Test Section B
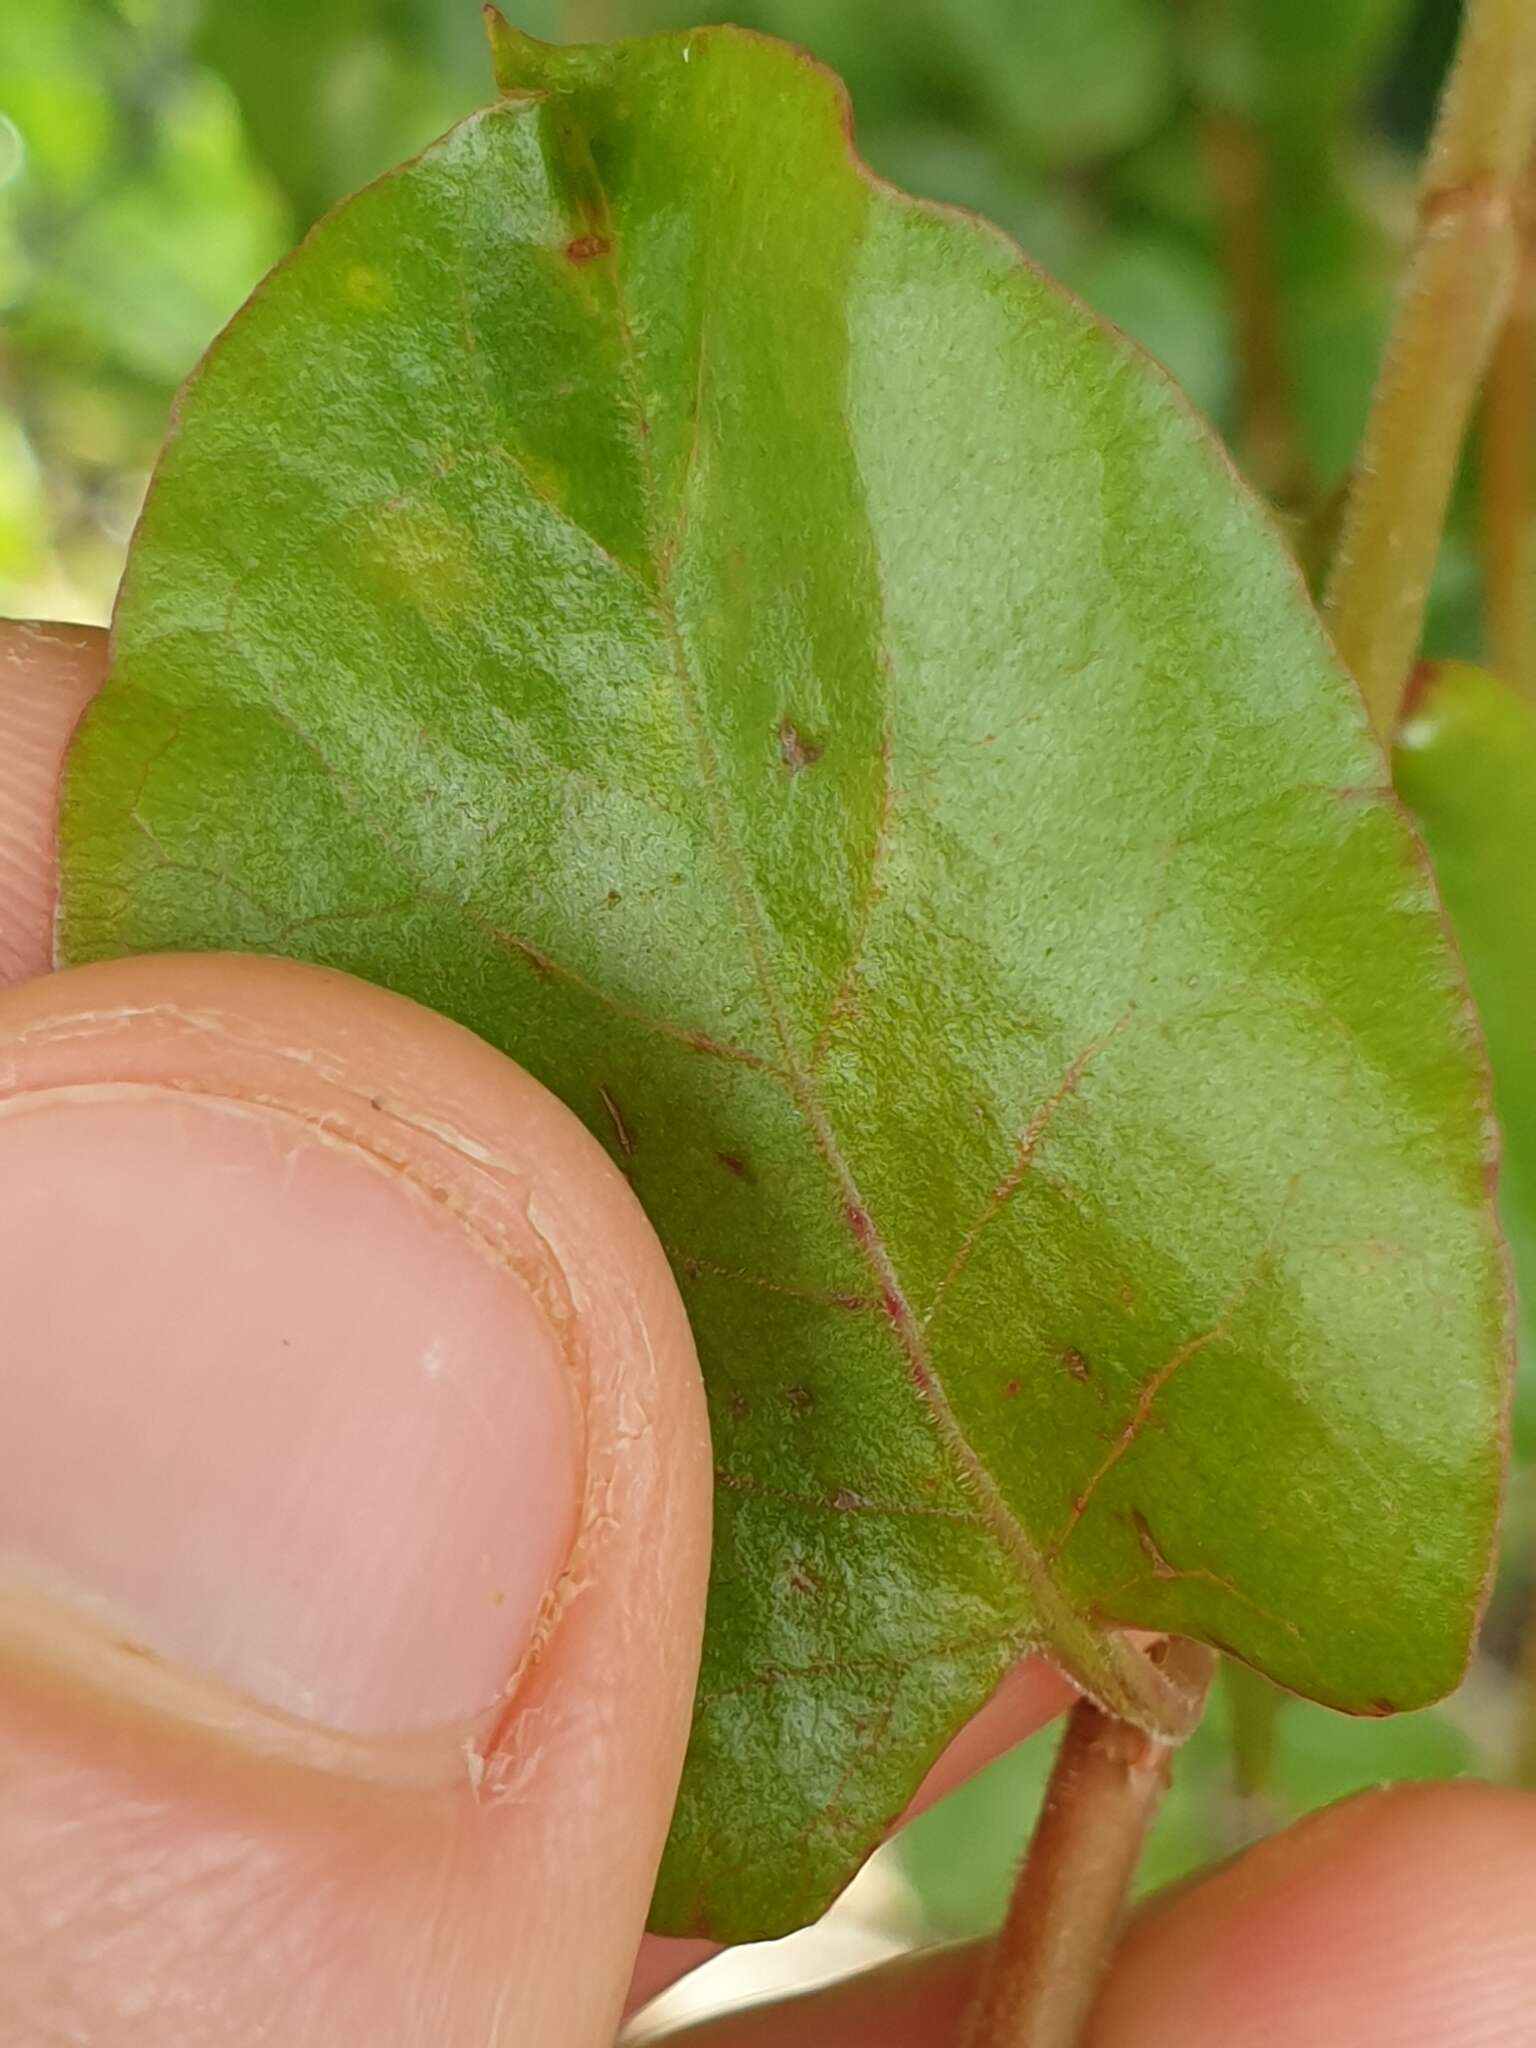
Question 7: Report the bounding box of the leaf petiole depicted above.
[961,1641,1216,2048]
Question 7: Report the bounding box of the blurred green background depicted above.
[0,0,1474,630]
[5,0,1532,1995]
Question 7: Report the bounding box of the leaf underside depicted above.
[59,25,1505,1940]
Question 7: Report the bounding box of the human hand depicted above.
[2,620,1534,2045]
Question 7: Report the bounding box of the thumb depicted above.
[0,628,713,2044]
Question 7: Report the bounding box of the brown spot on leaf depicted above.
[606,889,622,906]
[787,1566,820,1596]
[565,232,611,264]
[778,719,823,773]
[831,1487,872,1511]
[786,1385,814,1415]
[1061,1348,1092,1383]
[717,1151,754,1182]
[1003,1378,1022,1398]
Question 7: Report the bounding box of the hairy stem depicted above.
[1481,155,1536,698]
[1323,0,1536,737]
[962,1642,1215,2048]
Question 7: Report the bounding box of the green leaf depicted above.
[59,25,1505,1940]
[1395,662,1536,1453]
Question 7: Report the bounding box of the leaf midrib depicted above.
[564,107,1181,1732]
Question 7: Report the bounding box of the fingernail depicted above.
[0,1086,582,1737]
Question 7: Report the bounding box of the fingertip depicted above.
[0,951,713,2042]
[1088,1780,1536,2046]
[0,620,106,987]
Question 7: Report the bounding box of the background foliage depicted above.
[5,0,1529,1972]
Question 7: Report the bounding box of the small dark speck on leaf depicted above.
[565,232,611,264]
[599,1086,634,1158]
[787,1566,819,1596]
[369,1096,384,1112]
[606,889,622,905]
[1132,1507,1176,1577]
[1003,1378,1022,1398]
[778,719,823,773]
[1061,1348,1092,1382]
[786,1384,814,1414]
[718,1151,753,1181]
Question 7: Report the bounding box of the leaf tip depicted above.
[483,7,549,97]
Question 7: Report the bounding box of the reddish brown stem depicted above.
[962,1642,1215,2048]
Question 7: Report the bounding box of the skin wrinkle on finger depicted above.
[0,952,713,2046]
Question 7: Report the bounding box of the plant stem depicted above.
[1481,154,1536,699]
[1199,109,1311,510]
[1322,0,1536,739]
[962,1641,1215,2048]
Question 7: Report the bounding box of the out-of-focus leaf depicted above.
[196,0,559,228]
[1395,662,1536,1451]
[1189,0,1413,123]
[36,73,287,388]
[917,0,1177,168]
[1269,1696,1474,1810]
[1181,0,1409,486]
[0,0,117,199]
